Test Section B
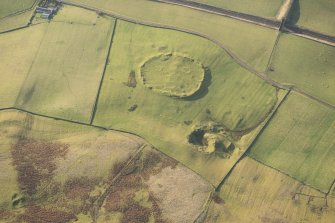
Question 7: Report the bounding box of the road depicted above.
[61,0,335,110]
[156,0,335,47]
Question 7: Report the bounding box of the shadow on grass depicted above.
[287,0,300,25]
[181,67,212,101]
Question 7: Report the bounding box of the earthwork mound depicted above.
[140,53,205,98]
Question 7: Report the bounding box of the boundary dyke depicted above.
[1,0,334,109]
[61,0,335,110]
[155,0,335,47]
[0,107,216,188]
[90,19,118,125]
[248,156,327,195]
[0,0,39,21]
[215,89,290,191]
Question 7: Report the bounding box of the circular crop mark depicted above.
[140,54,205,98]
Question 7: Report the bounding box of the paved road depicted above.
[157,0,335,47]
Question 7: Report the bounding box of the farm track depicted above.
[156,0,335,47]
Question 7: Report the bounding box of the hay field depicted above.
[0,110,211,223]
[189,0,284,19]
[69,0,278,71]
[205,157,335,223]
[93,20,279,185]
[248,92,335,192]
[288,0,335,36]
[0,24,47,108]
[268,33,335,105]
[13,6,115,123]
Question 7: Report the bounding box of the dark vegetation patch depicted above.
[128,104,138,112]
[187,122,236,156]
[212,194,224,205]
[11,139,68,196]
[17,205,77,223]
[124,70,137,88]
[103,151,177,222]
[63,176,99,215]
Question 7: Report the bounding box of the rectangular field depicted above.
[0,24,47,108]
[188,0,284,19]
[14,6,115,123]
[248,92,335,192]
[268,33,335,105]
[70,0,278,71]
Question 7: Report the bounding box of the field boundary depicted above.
[0,107,215,189]
[60,0,335,111]
[248,155,327,195]
[215,90,290,191]
[154,0,280,29]
[0,0,38,21]
[3,1,332,110]
[265,31,281,73]
[90,19,118,125]
[92,144,146,222]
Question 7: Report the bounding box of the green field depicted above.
[0,110,211,223]
[0,24,47,108]
[0,0,36,18]
[205,157,334,223]
[268,33,335,105]
[188,0,284,19]
[248,92,335,192]
[288,0,335,36]
[0,0,37,33]
[93,20,278,185]
[70,0,278,71]
[13,6,115,123]
[140,53,205,97]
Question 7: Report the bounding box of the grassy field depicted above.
[0,24,47,108]
[14,6,115,123]
[188,0,284,19]
[93,20,279,185]
[268,33,335,105]
[205,157,335,223]
[69,0,278,72]
[0,110,211,223]
[0,0,37,33]
[288,0,335,36]
[248,92,335,192]
[0,0,36,18]
[140,53,205,97]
